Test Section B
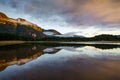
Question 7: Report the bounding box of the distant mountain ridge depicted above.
[0,12,61,39]
[0,12,120,41]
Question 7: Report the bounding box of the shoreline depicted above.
[0,41,120,46]
[0,41,26,46]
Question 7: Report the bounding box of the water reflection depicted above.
[0,44,61,71]
[0,44,120,80]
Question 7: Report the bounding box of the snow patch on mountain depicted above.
[43,31,54,36]
[43,29,61,36]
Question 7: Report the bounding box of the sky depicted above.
[0,0,120,37]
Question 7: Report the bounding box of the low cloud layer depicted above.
[0,0,120,35]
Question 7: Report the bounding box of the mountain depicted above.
[0,12,119,41]
[0,12,61,40]
[43,29,61,36]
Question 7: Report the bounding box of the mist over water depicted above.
[0,44,120,80]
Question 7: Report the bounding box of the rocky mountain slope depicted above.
[0,12,61,39]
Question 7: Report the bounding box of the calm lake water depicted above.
[0,44,120,80]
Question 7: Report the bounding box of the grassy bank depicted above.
[0,41,26,46]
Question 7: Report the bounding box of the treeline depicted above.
[37,34,120,41]
[0,33,120,41]
[0,33,34,41]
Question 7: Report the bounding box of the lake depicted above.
[0,43,120,80]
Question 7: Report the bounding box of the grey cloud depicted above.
[0,0,120,29]
[0,0,63,19]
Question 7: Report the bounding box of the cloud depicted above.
[0,0,120,34]
[56,0,120,26]
[0,0,60,18]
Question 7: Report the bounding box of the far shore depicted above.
[0,41,120,46]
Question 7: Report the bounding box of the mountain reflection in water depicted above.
[0,44,120,80]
